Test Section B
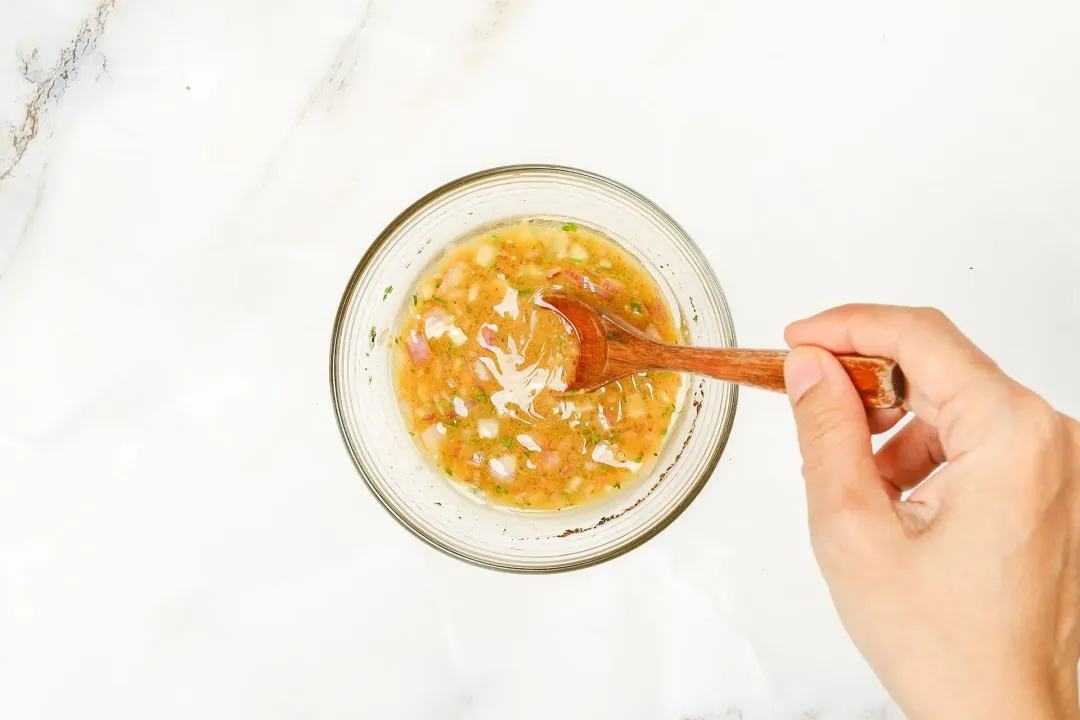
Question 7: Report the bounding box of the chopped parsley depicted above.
[634,453,643,463]
[432,297,447,305]
[489,262,498,270]
[412,294,417,307]
[438,399,453,409]
[583,428,601,444]
[445,467,453,477]
[562,222,577,232]
[435,281,441,289]
[629,300,643,314]
[494,485,507,495]
[369,326,376,344]
[501,437,513,449]
[518,288,532,295]
[661,428,668,436]
[491,235,501,243]
[474,390,488,403]
[615,482,622,490]
[383,285,393,300]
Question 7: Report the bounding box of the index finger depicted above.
[785,305,1010,458]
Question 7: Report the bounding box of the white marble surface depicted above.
[2,0,1079,717]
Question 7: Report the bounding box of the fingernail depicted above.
[784,346,824,405]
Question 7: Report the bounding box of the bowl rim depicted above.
[329,164,738,573]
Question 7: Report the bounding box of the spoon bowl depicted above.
[541,292,905,409]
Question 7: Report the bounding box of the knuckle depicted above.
[1013,392,1062,444]
[912,306,951,327]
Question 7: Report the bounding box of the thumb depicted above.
[785,346,892,524]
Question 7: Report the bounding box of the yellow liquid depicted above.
[392,219,683,509]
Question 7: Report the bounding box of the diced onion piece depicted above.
[598,277,623,296]
[420,424,442,452]
[569,244,588,262]
[473,359,490,381]
[539,450,561,471]
[467,282,480,303]
[475,244,497,267]
[423,307,453,339]
[447,326,468,346]
[442,262,468,288]
[489,455,516,481]
[565,476,583,493]
[405,330,431,364]
[477,418,499,439]
[626,395,647,419]
[645,325,661,340]
[453,397,470,417]
[564,269,613,301]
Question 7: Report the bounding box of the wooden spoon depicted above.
[540,292,905,409]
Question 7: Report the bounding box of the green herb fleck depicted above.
[661,428,668,436]
[501,437,513,449]
[495,485,508,495]
[412,294,417,307]
[438,399,453,410]
[562,222,577,232]
[445,467,453,477]
[489,262,498,270]
[693,314,699,322]
[434,502,442,507]
[629,300,643,314]
[383,285,393,300]
[634,453,643,463]
[518,288,532,295]
[583,428,601,444]
[570,258,585,264]
[408,431,415,437]
[615,482,622,489]
[394,336,401,345]
[369,326,376,344]
[474,390,488,403]
[491,235,501,243]
[432,297,447,305]
[435,281,441,289]
[663,403,676,417]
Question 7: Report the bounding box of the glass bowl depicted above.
[330,165,737,572]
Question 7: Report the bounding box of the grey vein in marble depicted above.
[0,0,115,182]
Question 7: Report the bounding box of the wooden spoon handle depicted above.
[661,347,906,409]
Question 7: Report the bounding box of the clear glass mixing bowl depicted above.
[330,165,737,572]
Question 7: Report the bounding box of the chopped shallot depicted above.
[539,450,561,471]
[405,330,431,364]
[489,454,516,480]
[564,269,613,301]
[420,424,443,452]
[477,418,499,439]
[442,262,468,288]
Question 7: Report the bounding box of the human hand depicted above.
[783,305,1080,720]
